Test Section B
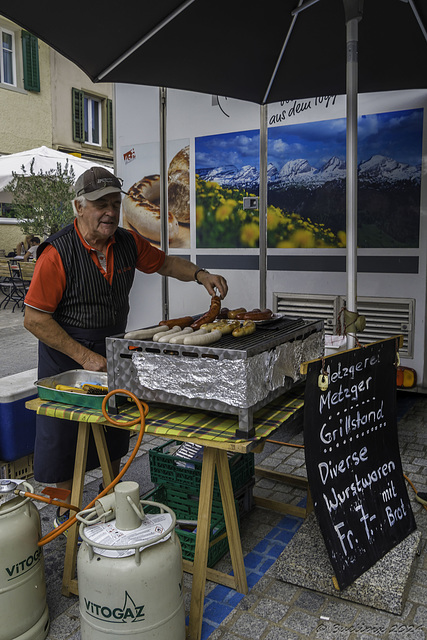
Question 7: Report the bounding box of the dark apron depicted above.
[34,324,130,483]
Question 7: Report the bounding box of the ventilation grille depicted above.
[273,293,414,358]
[343,297,414,358]
[273,293,342,335]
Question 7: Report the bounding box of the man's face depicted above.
[75,193,121,245]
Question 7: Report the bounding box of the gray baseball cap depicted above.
[74,167,125,201]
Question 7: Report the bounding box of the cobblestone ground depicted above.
[29,393,426,640]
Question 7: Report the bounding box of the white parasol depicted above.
[0,146,111,194]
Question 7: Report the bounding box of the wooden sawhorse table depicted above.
[26,390,307,640]
[61,421,115,598]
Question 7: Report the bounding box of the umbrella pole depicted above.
[159,87,169,320]
[259,104,268,310]
[345,2,362,349]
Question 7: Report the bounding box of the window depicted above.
[0,27,40,92]
[1,27,15,86]
[84,95,101,145]
[72,88,111,148]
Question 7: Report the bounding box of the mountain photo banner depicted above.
[195,108,422,250]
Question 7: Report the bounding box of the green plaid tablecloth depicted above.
[34,388,305,444]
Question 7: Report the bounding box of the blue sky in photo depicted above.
[195,108,423,172]
[196,129,260,171]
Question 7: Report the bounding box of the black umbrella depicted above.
[2,0,426,335]
[1,0,426,102]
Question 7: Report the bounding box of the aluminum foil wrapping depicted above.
[132,331,323,409]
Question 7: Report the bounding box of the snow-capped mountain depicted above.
[267,162,279,181]
[358,154,420,184]
[233,164,259,185]
[196,165,238,183]
[320,156,347,181]
[197,154,420,191]
[278,158,318,182]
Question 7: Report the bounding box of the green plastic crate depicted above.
[234,478,255,517]
[148,440,254,499]
[142,484,240,568]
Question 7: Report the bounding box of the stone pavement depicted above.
[0,298,38,377]
[1,301,427,639]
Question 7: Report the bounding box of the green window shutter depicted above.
[72,88,85,142]
[107,99,114,149]
[22,31,40,92]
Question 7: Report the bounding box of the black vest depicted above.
[38,224,137,330]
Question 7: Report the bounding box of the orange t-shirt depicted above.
[25,220,165,313]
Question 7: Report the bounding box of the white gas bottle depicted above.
[77,481,185,639]
[0,480,49,640]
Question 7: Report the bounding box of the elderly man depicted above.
[24,166,228,530]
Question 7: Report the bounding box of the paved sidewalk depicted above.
[0,301,38,377]
[1,301,426,639]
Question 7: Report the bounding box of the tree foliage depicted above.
[5,158,76,237]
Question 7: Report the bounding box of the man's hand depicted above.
[196,270,228,299]
[80,351,107,372]
[158,255,228,299]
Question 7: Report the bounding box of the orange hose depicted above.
[17,492,80,513]
[404,473,427,512]
[37,389,148,546]
[265,439,304,448]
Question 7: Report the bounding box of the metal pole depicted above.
[345,10,361,349]
[259,104,268,310]
[159,87,169,320]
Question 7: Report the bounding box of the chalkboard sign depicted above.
[304,337,416,590]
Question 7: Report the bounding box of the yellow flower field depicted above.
[196,176,345,248]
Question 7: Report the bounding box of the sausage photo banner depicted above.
[303,337,416,590]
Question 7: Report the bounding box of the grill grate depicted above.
[122,317,321,360]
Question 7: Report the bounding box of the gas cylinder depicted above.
[77,481,185,639]
[0,480,49,640]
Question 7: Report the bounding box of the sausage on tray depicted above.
[217,307,229,319]
[200,320,239,334]
[191,295,221,330]
[236,309,273,321]
[167,328,195,344]
[183,329,222,345]
[215,320,240,335]
[232,320,257,337]
[124,325,168,340]
[158,327,194,343]
[152,326,182,342]
[227,307,246,319]
[159,316,194,329]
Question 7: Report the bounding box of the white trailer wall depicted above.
[115,86,427,389]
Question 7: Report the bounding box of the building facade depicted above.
[0,16,52,154]
[0,16,114,250]
[0,16,114,165]
[50,49,114,166]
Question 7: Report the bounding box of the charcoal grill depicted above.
[106,316,323,437]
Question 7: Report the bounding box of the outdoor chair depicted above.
[9,261,34,312]
[0,262,15,309]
